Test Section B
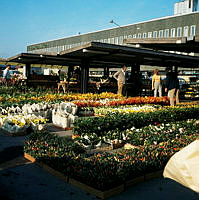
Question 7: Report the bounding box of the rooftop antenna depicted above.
[109,20,121,28]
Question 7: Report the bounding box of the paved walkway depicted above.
[0,130,198,200]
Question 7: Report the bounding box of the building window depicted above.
[148,32,152,38]
[153,31,158,38]
[133,34,137,38]
[119,36,124,44]
[164,29,169,38]
[159,30,164,38]
[143,32,147,38]
[111,38,114,44]
[115,37,119,44]
[128,35,132,38]
[190,25,196,36]
[171,28,176,37]
[107,38,111,43]
[138,33,142,38]
[183,26,189,37]
[177,27,182,37]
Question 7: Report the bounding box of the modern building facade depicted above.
[27,10,199,55]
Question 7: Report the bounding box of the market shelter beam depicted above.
[60,42,199,68]
[5,42,199,68]
[6,53,82,66]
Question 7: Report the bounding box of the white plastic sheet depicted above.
[163,140,199,193]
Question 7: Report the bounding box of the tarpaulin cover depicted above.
[163,140,199,193]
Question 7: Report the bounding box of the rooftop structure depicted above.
[174,0,198,15]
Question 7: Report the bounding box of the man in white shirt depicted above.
[113,65,127,95]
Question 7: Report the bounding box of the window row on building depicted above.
[135,25,196,39]
[29,25,196,54]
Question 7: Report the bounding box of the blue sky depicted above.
[0,0,192,58]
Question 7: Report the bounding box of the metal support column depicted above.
[67,65,74,82]
[129,63,142,96]
[25,63,31,78]
[130,63,140,80]
[80,60,89,93]
[174,66,178,73]
[104,66,109,78]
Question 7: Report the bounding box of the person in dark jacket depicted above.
[165,71,180,106]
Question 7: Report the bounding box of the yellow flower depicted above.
[0,96,4,102]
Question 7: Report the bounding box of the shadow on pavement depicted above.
[0,146,24,164]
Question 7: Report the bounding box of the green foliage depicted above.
[23,105,199,191]
[73,106,199,138]
[127,120,199,146]
[24,129,198,190]
[24,130,86,159]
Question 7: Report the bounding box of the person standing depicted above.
[113,65,127,96]
[165,70,180,106]
[3,65,11,85]
[152,69,162,97]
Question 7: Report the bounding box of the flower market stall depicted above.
[1,90,199,198]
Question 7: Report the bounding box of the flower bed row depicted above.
[75,119,199,148]
[24,131,85,157]
[0,92,121,106]
[73,106,199,141]
[73,96,169,107]
[126,119,199,146]
[93,105,159,115]
[24,128,199,192]
[0,92,169,108]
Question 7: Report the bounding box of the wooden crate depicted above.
[24,153,163,199]
[69,178,124,199]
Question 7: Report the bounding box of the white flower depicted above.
[179,128,184,134]
[153,141,157,145]
[130,127,135,131]
[38,124,44,131]
[84,135,89,140]
[155,126,162,131]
